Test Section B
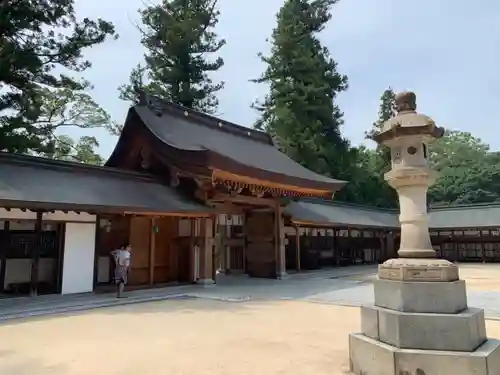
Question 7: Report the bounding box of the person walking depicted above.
[111,244,132,298]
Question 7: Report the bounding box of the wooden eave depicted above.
[289,219,399,230]
[211,169,335,198]
[0,200,211,218]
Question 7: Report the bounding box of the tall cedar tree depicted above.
[253,0,354,181]
[350,87,398,207]
[119,0,225,113]
[0,0,117,154]
[365,87,396,167]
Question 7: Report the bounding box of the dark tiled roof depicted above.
[429,204,500,229]
[285,199,500,229]
[129,97,346,192]
[0,153,212,215]
[284,200,399,228]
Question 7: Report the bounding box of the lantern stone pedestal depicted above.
[348,92,500,375]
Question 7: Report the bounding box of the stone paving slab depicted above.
[2,265,500,323]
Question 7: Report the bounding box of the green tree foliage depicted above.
[366,88,396,140]
[429,131,500,205]
[0,0,117,154]
[365,87,396,168]
[27,87,117,163]
[36,87,118,136]
[342,88,398,208]
[253,0,355,184]
[344,146,397,208]
[357,89,500,207]
[48,135,104,165]
[119,0,225,113]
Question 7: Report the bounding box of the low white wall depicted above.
[61,223,96,295]
[3,258,55,289]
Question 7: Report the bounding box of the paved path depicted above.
[2,264,500,322]
[211,266,500,318]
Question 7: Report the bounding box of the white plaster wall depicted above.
[61,223,96,295]
[3,258,55,289]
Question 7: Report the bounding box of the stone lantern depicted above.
[348,92,500,375]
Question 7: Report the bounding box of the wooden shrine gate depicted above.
[245,211,276,278]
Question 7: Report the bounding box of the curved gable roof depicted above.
[110,95,346,194]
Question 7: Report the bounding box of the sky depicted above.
[73,0,500,158]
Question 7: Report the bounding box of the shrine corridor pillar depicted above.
[197,217,215,285]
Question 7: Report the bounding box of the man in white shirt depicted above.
[111,244,132,298]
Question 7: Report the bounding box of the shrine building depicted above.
[0,93,498,298]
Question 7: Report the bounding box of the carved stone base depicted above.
[378,258,459,282]
[349,333,500,375]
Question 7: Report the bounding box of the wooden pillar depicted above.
[211,216,217,282]
[454,233,458,262]
[274,206,279,276]
[480,229,485,262]
[149,218,156,285]
[197,217,214,285]
[30,211,43,296]
[0,220,9,292]
[189,218,197,282]
[332,229,337,266]
[379,231,385,262]
[225,225,231,273]
[347,228,353,264]
[241,215,247,273]
[92,216,100,291]
[274,203,286,278]
[295,225,301,272]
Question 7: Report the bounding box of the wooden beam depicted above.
[123,211,211,218]
[30,211,43,296]
[149,218,156,285]
[210,202,246,215]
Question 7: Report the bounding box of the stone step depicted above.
[374,278,467,313]
[349,333,500,375]
[362,305,486,352]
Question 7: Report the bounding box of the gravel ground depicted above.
[2,299,500,375]
[2,263,500,374]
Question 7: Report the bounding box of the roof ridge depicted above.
[0,152,158,182]
[137,91,274,146]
